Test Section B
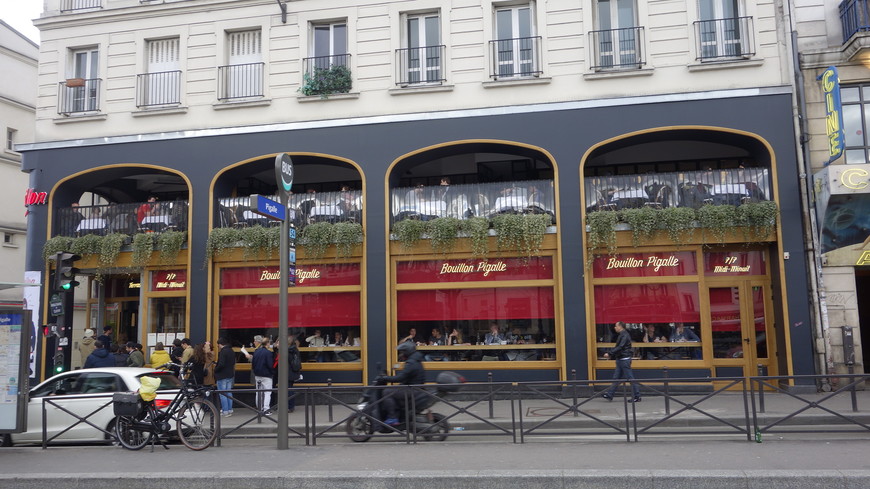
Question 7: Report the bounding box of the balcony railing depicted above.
[136,71,182,108]
[217,62,265,101]
[589,26,645,71]
[395,45,446,86]
[58,78,101,115]
[54,200,188,238]
[217,189,362,229]
[841,0,870,43]
[301,54,353,96]
[694,17,754,61]
[489,36,543,79]
[60,0,101,12]
[584,168,771,212]
[389,180,555,228]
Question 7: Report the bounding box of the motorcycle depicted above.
[346,371,464,442]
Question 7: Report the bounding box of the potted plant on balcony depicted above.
[299,65,352,98]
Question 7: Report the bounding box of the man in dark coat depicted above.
[214,337,236,416]
[84,340,115,368]
[602,321,641,402]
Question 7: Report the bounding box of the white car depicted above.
[1,367,181,446]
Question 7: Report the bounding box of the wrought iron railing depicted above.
[584,167,771,212]
[589,26,645,71]
[54,200,188,237]
[389,180,555,228]
[60,0,101,12]
[57,78,101,115]
[694,16,754,61]
[217,62,265,101]
[488,36,543,79]
[136,70,182,108]
[216,190,362,229]
[395,45,446,86]
[840,0,870,43]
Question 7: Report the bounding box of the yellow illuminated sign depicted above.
[857,251,870,266]
[841,168,869,190]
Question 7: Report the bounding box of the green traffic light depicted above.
[61,283,72,291]
[55,365,63,373]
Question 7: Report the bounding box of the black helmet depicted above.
[396,341,416,356]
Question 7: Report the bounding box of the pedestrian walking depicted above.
[602,321,641,402]
[215,337,236,416]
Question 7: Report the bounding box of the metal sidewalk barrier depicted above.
[40,396,115,449]
[751,373,870,436]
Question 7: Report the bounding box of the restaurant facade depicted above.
[20,88,816,385]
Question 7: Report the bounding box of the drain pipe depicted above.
[784,0,833,389]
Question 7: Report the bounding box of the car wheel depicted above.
[0,434,11,447]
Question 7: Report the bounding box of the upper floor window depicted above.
[842,84,870,164]
[59,47,101,114]
[591,0,643,70]
[301,22,352,96]
[397,12,444,85]
[219,30,264,100]
[5,128,16,152]
[695,0,754,60]
[490,4,541,79]
[137,38,182,108]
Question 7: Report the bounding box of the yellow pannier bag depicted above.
[139,376,161,402]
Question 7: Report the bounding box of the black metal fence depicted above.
[216,190,362,230]
[136,71,182,108]
[588,26,645,71]
[58,78,102,115]
[54,200,188,237]
[217,62,265,101]
[584,167,771,212]
[693,17,755,61]
[395,45,447,86]
[840,0,870,43]
[389,179,555,227]
[489,36,542,79]
[37,374,870,448]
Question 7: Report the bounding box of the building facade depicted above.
[796,0,870,380]
[20,0,816,386]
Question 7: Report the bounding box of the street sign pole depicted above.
[275,153,293,450]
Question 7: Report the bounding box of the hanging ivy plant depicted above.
[204,227,241,265]
[586,210,619,255]
[43,236,75,261]
[428,217,462,255]
[131,233,155,268]
[491,214,550,257]
[461,217,491,257]
[737,201,778,241]
[698,204,737,244]
[620,207,660,247]
[333,221,364,258]
[392,218,427,250]
[238,225,272,261]
[300,222,335,259]
[95,233,127,282]
[70,234,103,262]
[659,207,697,246]
[157,231,187,264]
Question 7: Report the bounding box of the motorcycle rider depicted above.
[378,341,426,426]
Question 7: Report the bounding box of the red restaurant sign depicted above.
[593,252,697,278]
[151,270,187,291]
[221,263,361,289]
[397,257,553,283]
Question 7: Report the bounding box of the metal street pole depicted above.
[277,215,289,449]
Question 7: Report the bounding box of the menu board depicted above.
[0,310,29,432]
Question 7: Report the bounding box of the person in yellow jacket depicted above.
[149,342,172,368]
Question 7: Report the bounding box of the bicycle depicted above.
[113,362,218,451]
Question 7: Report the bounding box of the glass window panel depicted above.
[314,26,330,57]
[845,149,867,164]
[841,87,860,103]
[843,104,863,147]
[408,18,419,48]
[497,10,513,40]
[750,286,768,359]
[334,24,347,55]
[148,296,186,335]
[425,16,439,45]
[617,0,634,27]
[710,286,742,358]
[518,8,531,38]
[598,0,612,30]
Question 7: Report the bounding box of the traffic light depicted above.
[43,324,58,338]
[53,252,81,292]
[53,351,65,374]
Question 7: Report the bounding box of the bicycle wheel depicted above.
[176,398,218,450]
[114,414,152,450]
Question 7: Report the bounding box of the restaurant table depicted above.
[76,218,107,234]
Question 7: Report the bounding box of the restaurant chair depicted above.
[594,189,617,211]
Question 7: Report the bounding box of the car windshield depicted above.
[136,372,182,390]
